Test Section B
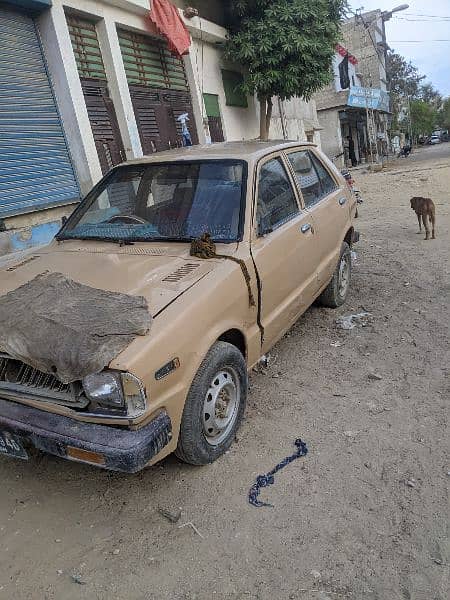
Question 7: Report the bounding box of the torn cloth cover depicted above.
[0,272,152,383]
[148,0,191,56]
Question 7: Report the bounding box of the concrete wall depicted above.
[184,16,260,142]
[341,11,387,91]
[317,109,344,165]
[270,97,322,146]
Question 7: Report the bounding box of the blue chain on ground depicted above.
[248,438,308,508]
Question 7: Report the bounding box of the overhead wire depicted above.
[393,17,450,22]
[390,40,450,43]
[401,13,450,18]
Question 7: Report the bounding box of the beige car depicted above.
[0,141,358,472]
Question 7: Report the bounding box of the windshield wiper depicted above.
[56,235,195,244]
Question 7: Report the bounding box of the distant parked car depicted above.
[429,135,441,145]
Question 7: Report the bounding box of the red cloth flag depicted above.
[149,0,191,57]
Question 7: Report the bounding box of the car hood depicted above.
[0,240,217,316]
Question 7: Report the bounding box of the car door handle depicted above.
[301,223,312,234]
[339,197,347,206]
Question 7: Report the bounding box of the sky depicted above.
[349,0,450,97]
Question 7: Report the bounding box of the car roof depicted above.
[125,140,316,166]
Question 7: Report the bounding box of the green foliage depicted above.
[224,0,348,103]
[410,100,438,138]
[387,51,425,100]
[419,83,442,110]
[437,97,450,130]
[386,51,444,137]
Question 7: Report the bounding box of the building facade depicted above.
[0,0,321,256]
[314,10,391,169]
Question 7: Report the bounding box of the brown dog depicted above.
[410,197,436,240]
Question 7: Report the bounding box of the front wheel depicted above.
[319,242,352,308]
[176,341,247,465]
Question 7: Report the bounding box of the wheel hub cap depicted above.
[202,368,240,446]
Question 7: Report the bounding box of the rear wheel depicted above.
[176,341,247,465]
[319,242,351,308]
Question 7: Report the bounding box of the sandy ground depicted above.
[0,143,449,600]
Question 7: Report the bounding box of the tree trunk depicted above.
[259,96,268,140]
[265,97,273,139]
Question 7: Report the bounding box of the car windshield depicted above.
[59,160,246,243]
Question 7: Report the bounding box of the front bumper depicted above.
[0,398,172,473]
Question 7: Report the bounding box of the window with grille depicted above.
[118,29,189,91]
[66,15,106,80]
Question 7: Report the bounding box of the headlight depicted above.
[82,371,147,418]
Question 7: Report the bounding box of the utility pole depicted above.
[407,94,413,144]
[355,10,379,164]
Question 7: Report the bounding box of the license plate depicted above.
[0,431,28,460]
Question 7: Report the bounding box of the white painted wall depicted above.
[37,2,103,195]
[189,38,260,141]
[96,17,143,159]
[182,13,260,142]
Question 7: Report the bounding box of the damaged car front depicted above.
[0,157,251,472]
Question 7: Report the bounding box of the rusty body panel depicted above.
[0,141,356,470]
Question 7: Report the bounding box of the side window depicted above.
[256,158,299,234]
[288,150,337,207]
[310,153,338,197]
[287,151,322,208]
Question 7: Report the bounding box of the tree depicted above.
[386,51,425,130]
[386,51,425,100]
[225,0,348,140]
[438,97,450,130]
[419,82,442,110]
[410,100,438,139]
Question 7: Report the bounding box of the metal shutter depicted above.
[117,29,197,154]
[67,15,107,80]
[67,15,125,175]
[81,80,126,174]
[118,29,189,91]
[0,7,79,218]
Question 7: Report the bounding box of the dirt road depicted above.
[1,144,449,600]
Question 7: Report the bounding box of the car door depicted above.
[251,154,321,353]
[286,149,349,286]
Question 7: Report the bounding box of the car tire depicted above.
[175,341,247,465]
[319,242,352,308]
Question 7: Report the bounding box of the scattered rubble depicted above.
[336,312,373,330]
[158,507,182,523]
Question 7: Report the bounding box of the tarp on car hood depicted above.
[0,271,152,383]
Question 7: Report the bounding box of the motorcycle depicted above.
[398,144,412,157]
[332,153,364,216]
[340,169,363,217]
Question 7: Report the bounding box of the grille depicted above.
[0,354,87,408]
[162,263,199,282]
